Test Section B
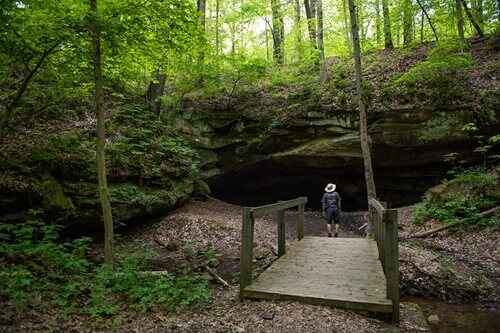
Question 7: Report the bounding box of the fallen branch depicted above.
[205,265,230,288]
[139,270,170,277]
[402,206,500,240]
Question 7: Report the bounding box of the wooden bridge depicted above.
[239,197,400,322]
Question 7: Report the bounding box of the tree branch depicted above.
[459,0,483,37]
[1,41,61,135]
[402,206,500,240]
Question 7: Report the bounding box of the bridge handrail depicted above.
[368,197,399,322]
[240,197,308,295]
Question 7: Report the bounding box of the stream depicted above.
[406,298,500,333]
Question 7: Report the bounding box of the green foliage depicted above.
[413,168,500,226]
[108,104,200,183]
[390,46,474,106]
[30,131,95,178]
[89,255,210,317]
[0,211,211,317]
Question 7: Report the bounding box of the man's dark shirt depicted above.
[321,191,341,209]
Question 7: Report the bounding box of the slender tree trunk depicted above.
[215,0,220,54]
[456,0,465,45]
[382,0,394,48]
[197,0,206,83]
[376,0,381,45]
[89,0,114,266]
[270,0,285,65]
[294,0,303,61]
[415,0,438,41]
[460,0,483,36]
[342,0,352,55]
[266,23,270,61]
[0,42,59,136]
[347,0,377,223]
[317,0,326,80]
[304,0,318,48]
[420,10,424,44]
[403,0,413,46]
[473,0,483,30]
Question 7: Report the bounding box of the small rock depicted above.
[166,240,180,251]
[261,312,275,320]
[427,314,440,325]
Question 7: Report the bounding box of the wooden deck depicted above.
[241,236,392,313]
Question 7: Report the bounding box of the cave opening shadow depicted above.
[208,160,369,212]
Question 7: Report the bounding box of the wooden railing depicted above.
[240,197,308,294]
[368,198,400,322]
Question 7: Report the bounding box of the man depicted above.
[321,183,341,237]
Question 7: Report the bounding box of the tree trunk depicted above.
[376,0,381,45]
[215,0,220,54]
[271,0,285,65]
[347,0,377,236]
[403,0,413,46]
[304,0,317,48]
[382,0,393,49]
[456,0,465,45]
[294,0,303,61]
[317,0,326,81]
[420,10,424,44]
[415,0,438,42]
[473,0,483,30]
[0,42,59,136]
[265,23,270,61]
[460,0,483,36]
[342,0,352,54]
[146,70,166,114]
[89,0,114,266]
[197,0,206,82]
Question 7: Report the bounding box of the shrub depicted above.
[413,168,500,226]
[389,46,474,106]
[0,211,211,317]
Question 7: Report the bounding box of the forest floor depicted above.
[5,198,500,332]
[89,198,430,333]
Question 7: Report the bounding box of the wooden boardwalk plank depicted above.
[241,236,392,313]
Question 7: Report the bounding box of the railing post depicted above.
[277,209,286,257]
[297,203,304,240]
[240,207,254,296]
[384,208,400,323]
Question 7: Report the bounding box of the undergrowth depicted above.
[0,210,211,318]
[413,167,500,226]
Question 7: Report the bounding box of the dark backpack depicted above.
[325,192,339,208]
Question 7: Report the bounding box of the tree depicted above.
[215,0,221,54]
[376,0,382,45]
[382,0,394,48]
[294,0,303,61]
[403,0,413,46]
[347,0,377,234]
[460,0,484,37]
[456,0,465,46]
[414,0,438,42]
[270,0,285,64]
[317,0,326,80]
[89,0,114,266]
[304,0,318,48]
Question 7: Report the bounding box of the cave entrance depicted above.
[209,160,367,211]
[209,159,441,211]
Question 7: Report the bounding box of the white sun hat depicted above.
[325,183,336,192]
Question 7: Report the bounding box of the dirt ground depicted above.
[6,197,499,332]
[104,198,423,333]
